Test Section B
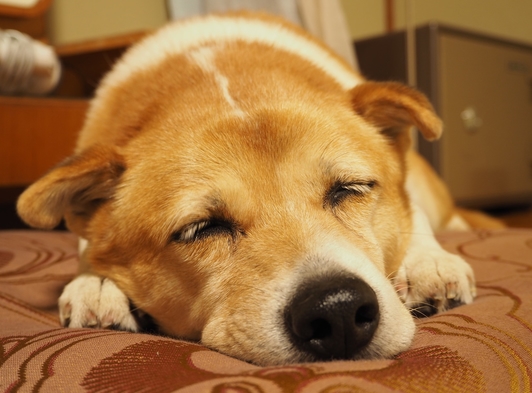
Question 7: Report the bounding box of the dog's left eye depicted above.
[327,181,375,207]
[173,219,235,242]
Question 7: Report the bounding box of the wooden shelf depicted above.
[0,0,52,39]
[0,0,52,18]
[54,31,148,97]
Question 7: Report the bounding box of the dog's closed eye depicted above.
[173,219,236,242]
[327,181,376,207]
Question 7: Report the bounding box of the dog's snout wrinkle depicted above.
[285,275,379,361]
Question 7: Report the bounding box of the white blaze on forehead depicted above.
[98,15,363,95]
[187,46,245,117]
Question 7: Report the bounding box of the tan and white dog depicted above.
[17,12,501,365]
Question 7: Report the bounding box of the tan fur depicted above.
[406,150,506,230]
[455,207,506,229]
[17,12,479,365]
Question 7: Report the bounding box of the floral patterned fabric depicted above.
[1,229,531,392]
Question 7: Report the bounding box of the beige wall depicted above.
[48,0,168,45]
[48,1,532,47]
[340,0,385,41]
[342,0,532,45]
[395,0,532,45]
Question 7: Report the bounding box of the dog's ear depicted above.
[17,146,125,236]
[350,81,442,145]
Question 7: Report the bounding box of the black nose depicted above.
[284,275,380,361]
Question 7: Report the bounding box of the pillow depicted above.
[1,229,531,392]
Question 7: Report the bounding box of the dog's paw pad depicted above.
[59,274,140,332]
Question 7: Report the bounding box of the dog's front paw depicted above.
[59,274,139,331]
[394,249,476,317]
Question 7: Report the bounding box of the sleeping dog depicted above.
[17,12,492,365]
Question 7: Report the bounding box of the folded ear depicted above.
[350,81,442,144]
[17,146,125,234]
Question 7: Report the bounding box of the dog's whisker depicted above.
[408,308,432,318]
[403,299,432,307]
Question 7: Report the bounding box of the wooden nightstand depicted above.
[0,96,88,187]
[0,97,88,228]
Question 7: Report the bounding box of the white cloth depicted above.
[167,0,358,70]
[297,0,358,70]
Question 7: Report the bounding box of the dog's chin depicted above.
[204,337,412,367]
[287,331,415,366]
[261,346,401,367]
[200,308,415,366]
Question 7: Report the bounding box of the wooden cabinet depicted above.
[0,97,88,187]
[355,24,532,208]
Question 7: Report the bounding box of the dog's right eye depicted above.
[327,181,375,207]
[173,219,235,242]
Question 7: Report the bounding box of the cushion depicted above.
[1,229,531,392]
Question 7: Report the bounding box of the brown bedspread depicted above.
[1,229,531,392]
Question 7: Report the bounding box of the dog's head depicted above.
[18,81,441,365]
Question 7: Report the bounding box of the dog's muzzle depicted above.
[284,274,380,361]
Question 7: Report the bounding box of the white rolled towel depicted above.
[0,29,61,96]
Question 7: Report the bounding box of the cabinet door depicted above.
[0,98,87,187]
[439,33,532,206]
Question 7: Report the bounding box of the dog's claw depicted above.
[61,303,72,326]
[432,293,444,301]
[86,310,99,327]
[446,282,458,299]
